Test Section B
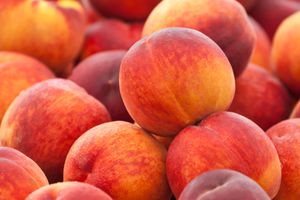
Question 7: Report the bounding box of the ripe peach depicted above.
[250,0,300,39]
[0,79,111,183]
[0,147,48,200]
[249,18,272,70]
[0,51,55,123]
[120,28,235,136]
[70,50,132,122]
[229,64,292,130]
[290,100,300,118]
[167,112,281,198]
[88,0,161,21]
[80,19,142,60]
[179,169,270,200]
[267,119,300,200]
[26,182,112,200]
[0,0,86,76]
[143,0,256,77]
[236,0,257,11]
[271,11,300,96]
[64,121,171,200]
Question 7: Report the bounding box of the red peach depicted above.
[267,119,300,200]
[64,121,171,200]
[143,0,256,77]
[70,50,132,122]
[229,64,292,130]
[88,0,161,21]
[26,182,112,200]
[236,0,257,10]
[290,100,300,118]
[250,0,300,39]
[80,19,142,60]
[120,27,235,136]
[0,79,111,183]
[167,112,281,198]
[0,147,48,200]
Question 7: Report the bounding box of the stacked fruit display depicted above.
[1,0,300,199]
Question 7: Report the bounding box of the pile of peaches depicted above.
[1,0,300,199]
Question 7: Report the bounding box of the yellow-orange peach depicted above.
[0,79,111,183]
[64,121,171,200]
[0,0,86,76]
[120,27,235,136]
[143,0,256,77]
[272,11,300,96]
[267,119,300,200]
[0,52,55,123]
[26,182,112,200]
[0,147,48,200]
[167,112,281,198]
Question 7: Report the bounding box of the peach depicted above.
[81,0,102,24]
[271,11,300,97]
[120,28,235,136]
[267,119,300,200]
[0,147,48,200]
[249,18,272,70]
[229,64,292,130]
[0,51,55,123]
[152,135,174,150]
[167,112,281,198]
[143,0,256,77]
[26,182,112,200]
[250,0,300,39]
[290,100,300,118]
[0,0,86,76]
[69,50,132,122]
[80,19,143,60]
[88,0,161,21]
[236,0,257,11]
[179,169,270,200]
[0,79,111,183]
[64,121,171,200]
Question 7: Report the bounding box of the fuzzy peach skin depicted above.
[267,119,300,200]
[70,50,132,122]
[0,0,86,76]
[26,182,112,200]
[250,0,300,39]
[249,18,272,70]
[64,121,171,200]
[89,0,161,21]
[167,112,281,198]
[0,147,48,200]
[179,169,270,200]
[120,27,235,136]
[272,12,300,97]
[0,79,111,183]
[229,64,292,130]
[80,19,143,60]
[143,0,255,77]
[0,52,55,123]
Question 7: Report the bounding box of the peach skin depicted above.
[120,27,235,136]
[0,0,86,76]
[143,0,256,77]
[167,112,281,198]
[0,51,55,123]
[64,121,171,200]
[267,119,300,200]
[0,147,48,200]
[26,182,112,200]
[0,79,111,183]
